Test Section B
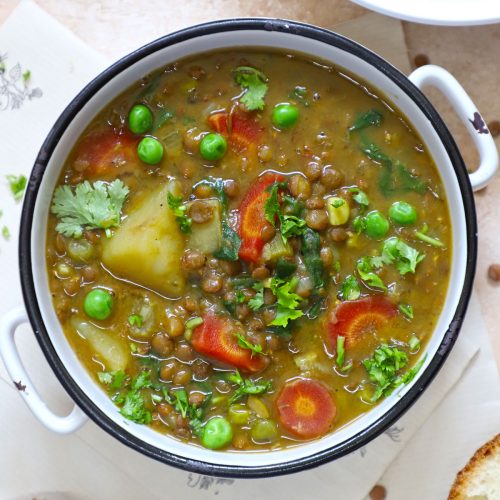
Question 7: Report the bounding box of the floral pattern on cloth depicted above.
[0,54,42,110]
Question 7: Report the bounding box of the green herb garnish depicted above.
[235,332,263,357]
[356,257,387,291]
[2,225,10,240]
[233,66,269,111]
[128,314,143,327]
[340,275,361,301]
[228,370,272,404]
[301,227,325,290]
[408,335,420,351]
[336,336,346,367]
[268,276,304,327]
[51,179,129,238]
[167,191,192,234]
[213,222,241,261]
[399,304,414,319]
[6,174,27,201]
[248,281,265,311]
[381,237,425,275]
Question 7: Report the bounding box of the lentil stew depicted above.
[46,49,451,451]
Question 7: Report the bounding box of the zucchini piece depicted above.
[187,199,223,254]
[262,233,292,262]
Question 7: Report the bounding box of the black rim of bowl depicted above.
[18,18,477,478]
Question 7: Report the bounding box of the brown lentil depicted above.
[160,360,178,381]
[201,272,223,294]
[260,224,276,242]
[252,266,271,280]
[173,368,192,386]
[320,166,344,190]
[305,196,325,210]
[151,333,174,357]
[369,485,387,500]
[328,227,348,242]
[189,200,214,224]
[320,246,334,267]
[488,264,500,281]
[305,161,322,181]
[288,174,311,200]
[174,342,195,362]
[224,179,240,198]
[305,209,329,230]
[182,249,206,270]
[165,315,185,338]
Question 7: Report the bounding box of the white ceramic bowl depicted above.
[1,19,497,477]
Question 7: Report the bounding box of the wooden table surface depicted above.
[1,0,499,369]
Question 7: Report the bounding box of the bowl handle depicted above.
[409,64,498,191]
[0,307,87,434]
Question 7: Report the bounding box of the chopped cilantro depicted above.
[415,229,445,248]
[381,237,425,275]
[248,281,265,311]
[362,344,409,401]
[2,225,10,240]
[119,371,152,424]
[340,275,361,301]
[228,370,272,404]
[408,335,420,351]
[336,336,346,367]
[268,276,304,327]
[22,70,31,82]
[233,66,269,111]
[356,257,387,291]
[399,304,414,320]
[235,332,263,357]
[349,187,369,208]
[167,191,192,234]
[128,314,143,327]
[51,179,129,238]
[6,174,27,201]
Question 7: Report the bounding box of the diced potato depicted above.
[71,319,129,372]
[187,199,222,254]
[326,196,350,226]
[129,296,156,338]
[101,181,185,298]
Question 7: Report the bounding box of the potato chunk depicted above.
[101,182,185,298]
[71,319,130,372]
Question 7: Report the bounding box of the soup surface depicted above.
[46,49,451,451]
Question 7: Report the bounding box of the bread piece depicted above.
[449,434,500,499]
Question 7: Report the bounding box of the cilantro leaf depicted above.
[233,66,269,111]
[268,277,304,327]
[51,180,129,238]
[340,275,361,301]
[349,187,369,207]
[6,174,27,201]
[167,191,192,233]
[119,371,153,424]
[336,336,346,367]
[128,314,143,327]
[264,181,282,227]
[248,281,265,311]
[281,215,307,240]
[381,237,425,275]
[356,257,387,291]
[399,304,414,320]
[228,370,272,404]
[2,225,10,240]
[235,332,263,357]
[362,344,409,401]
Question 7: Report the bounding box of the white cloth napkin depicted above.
[0,2,496,500]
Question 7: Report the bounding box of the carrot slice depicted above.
[276,378,336,439]
[328,296,397,349]
[208,110,263,152]
[191,313,269,373]
[237,172,285,263]
[72,129,138,178]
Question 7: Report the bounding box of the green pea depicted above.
[199,133,227,161]
[365,210,389,239]
[389,201,417,225]
[250,419,278,444]
[128,104,153,134]
[200,417,233,450]
[84,289,113,320]
[137,137,164,165]
[272,103,299,129]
